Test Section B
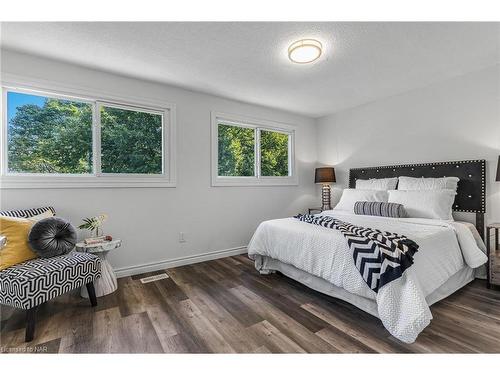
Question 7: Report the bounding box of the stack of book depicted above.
[84,235,112,245]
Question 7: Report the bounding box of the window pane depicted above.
[218,124,255,176]
[260,130,289,177]
[7,91,93,174]
[100,106,163,174]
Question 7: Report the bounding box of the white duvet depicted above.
[247,210,487,343]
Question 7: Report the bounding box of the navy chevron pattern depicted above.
[294,214,419,293]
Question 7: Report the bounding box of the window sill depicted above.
[0,176,177,189]
[211,176,298,187]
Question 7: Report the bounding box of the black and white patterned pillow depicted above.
[0,206,56,218]
[354,201,406,218]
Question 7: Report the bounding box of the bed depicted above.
[247,160,488,343]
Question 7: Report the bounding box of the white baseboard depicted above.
[114,246,248,278]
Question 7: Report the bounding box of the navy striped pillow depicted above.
[354,201,406,218]
[0,206,56,218]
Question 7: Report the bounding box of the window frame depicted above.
[0,75,176,189]
[211,111,297,187]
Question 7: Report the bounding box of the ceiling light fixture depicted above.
[288,39,323,64]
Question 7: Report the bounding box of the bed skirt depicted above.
[252,254,476,319]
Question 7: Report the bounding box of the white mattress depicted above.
[247,210,487,343]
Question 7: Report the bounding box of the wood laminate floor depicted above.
[1,254,500,353]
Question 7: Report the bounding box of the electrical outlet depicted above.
[179,232,187,243]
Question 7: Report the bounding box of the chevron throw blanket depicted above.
[294,214,419,293]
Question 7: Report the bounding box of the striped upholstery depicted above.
[354,201,406,218]
[0,206,56,218]
[0,252,101,309]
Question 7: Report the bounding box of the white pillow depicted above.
[388,189,456,220]
[334,189,389,213]
[397,176,459,192]
[355,177,398,191]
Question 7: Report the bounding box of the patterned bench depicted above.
[0,207,102,342]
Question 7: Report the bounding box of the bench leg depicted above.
[25,306,37,342]
[86,282,98,307]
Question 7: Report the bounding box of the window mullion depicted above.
[1,89,8,175]
[255,127,261,178]
[93,102,102,176]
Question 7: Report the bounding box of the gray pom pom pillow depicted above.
[28,217,77,258]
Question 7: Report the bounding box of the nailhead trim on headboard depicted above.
[348,159,486,214]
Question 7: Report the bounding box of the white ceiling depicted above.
[1,22,499,118]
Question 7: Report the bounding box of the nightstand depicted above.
[76,239,122,297]
[487,223,500,289]
[308,208,322,215]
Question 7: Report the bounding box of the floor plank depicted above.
[168,274,261,352]
[301,302,408,353]
[230,285,340,353]
[247,320,307,353]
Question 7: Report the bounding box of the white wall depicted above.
[0,50,318,275]
[317,65,500,224]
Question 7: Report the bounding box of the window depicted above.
[1,83,176,188]
[212,112,296,186]
[217,123,255,177]
[99,104,163,174]
[6,91,93,174]
[260,129,290,177]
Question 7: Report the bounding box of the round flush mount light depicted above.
[288,39,323,64]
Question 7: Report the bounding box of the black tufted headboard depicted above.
[348,159,486,239]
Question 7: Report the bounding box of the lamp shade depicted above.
[315,167,336,184]
[496,155,500,181]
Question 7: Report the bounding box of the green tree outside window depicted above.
[217,123,290,177]
[260,130,289,177]
[218,124,255,176]
[7,92,163,175]
[100,106,163,174]
[7,94,93,174]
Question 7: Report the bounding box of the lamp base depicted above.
[321,184,332,211]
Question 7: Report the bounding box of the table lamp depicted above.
[497,155,500,182]
[315,167,336,211]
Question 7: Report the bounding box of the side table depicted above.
[487,224,500,289]
[76,239,122,298]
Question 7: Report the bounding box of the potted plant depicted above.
[78,214,108,239]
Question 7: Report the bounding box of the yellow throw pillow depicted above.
[0,216,38,271]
